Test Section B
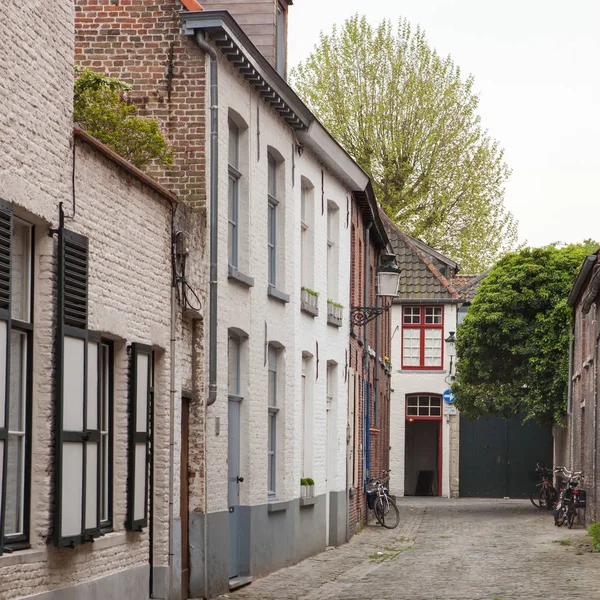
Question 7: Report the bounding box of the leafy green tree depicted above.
[453,242,598,425]
[74,68,173,170]
[291,15,517,272]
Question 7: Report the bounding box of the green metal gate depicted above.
[459,414,553,498]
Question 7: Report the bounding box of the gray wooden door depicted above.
[228,400,241,578]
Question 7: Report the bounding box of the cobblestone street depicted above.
[218,498,600,600]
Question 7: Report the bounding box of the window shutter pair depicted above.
[54,224,152,546]
[0,200,12,555]
[54,227,101,547]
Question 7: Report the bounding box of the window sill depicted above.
[0,546,45,567]
[267,286,290,303]
[369,427,381,434]
[397,368,446,374]
[267,500,288,513]
[228,266,254,288]
[299,497,316,508]
[301,301,319,317]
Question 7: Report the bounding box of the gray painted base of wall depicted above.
[25,564,149,600]
[328,490,348,547]
[188,494,345,598]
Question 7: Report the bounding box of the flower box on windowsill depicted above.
[327,301,343,327]
[300,287,319,317]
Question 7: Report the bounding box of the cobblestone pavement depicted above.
[217,498,600,600]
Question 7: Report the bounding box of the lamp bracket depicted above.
[350,305,391,326]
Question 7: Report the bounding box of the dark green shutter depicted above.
[0,199,12,555]
[54,227,101,547]
[126,343,153,531]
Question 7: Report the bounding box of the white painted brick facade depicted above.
[389,302,459,499]
[206,55,352,516]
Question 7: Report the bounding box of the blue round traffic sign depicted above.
[443,389,455,404]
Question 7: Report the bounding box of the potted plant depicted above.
[327,300,343,326]
[301,287,319,316]
[384,355,392,371]
[300,478,308,498]
[305,477,315,498]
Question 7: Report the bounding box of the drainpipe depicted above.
[195,31,219,409]
[193,31,218,600]
[567,328,574,471]
[168,284,176,600]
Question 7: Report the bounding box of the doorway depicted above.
[180,393,191,599]
[228,398,242,579]
[404,394,442,496]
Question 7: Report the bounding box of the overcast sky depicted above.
[288,0,600,249]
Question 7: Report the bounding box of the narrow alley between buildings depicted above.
[218,498,600,600]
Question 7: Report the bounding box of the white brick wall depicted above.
[389,302,458,499]
[206,56,352,515]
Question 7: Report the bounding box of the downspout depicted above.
[193,31,218,600]
[168,285,176,600]
[567,328,574,471]
[195,31,219,409]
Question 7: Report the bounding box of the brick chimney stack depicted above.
[199,0,292,78]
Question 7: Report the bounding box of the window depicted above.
[401,306,443,369]
[276,2,285,76]
[327,203,339,302]
[54,227,106,547]
[228,120,241,268]
[126,343,153,532]
[300,182,314,290]
[228,333,241,398]
[267,153,278,287]
[267,344,280,497]
[0,210,33,554]
[99,341,113,530]
[406,395,442,417]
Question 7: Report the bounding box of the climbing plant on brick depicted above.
[74,68,173,170]
[452,242,598,426]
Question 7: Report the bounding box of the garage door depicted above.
[459,414,553,498]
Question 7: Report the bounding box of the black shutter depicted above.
[54,227,101,547]
[126,343,152,531]
[0,199,12,556]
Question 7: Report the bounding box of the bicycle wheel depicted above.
[546,486,558,510]
[554,503,567,527]
[567,508,576,529]
[530,486,542,509]
[375,496,400,529]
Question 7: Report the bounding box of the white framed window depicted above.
[228,120,241,268]
[267,154,277,286]
[228,333,242,399]
[406,395,442,417]
[0,213,33,553]
[327,202,339,302]
[300,182,314,290]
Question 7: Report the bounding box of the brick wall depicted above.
[74,0,207,211]
[347,201,391,534]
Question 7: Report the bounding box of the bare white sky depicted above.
[288,0,600,248]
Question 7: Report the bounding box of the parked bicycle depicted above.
[366,469,400,529]
[553,468,586,528]
[529,462,558,510]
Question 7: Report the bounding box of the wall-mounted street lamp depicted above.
[350,254,402,326]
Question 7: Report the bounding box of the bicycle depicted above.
[366,470,400,529]
[529,462,558,511]
[553,468,586,528]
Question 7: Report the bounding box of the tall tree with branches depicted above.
[291,15,517,272]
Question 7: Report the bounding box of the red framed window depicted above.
[401,306,443,369]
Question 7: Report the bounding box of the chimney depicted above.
[199,0,291,78]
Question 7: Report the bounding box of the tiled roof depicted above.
[380,210,460,302]
[451,272,488,302]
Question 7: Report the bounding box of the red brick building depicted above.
[347,186,392,534]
